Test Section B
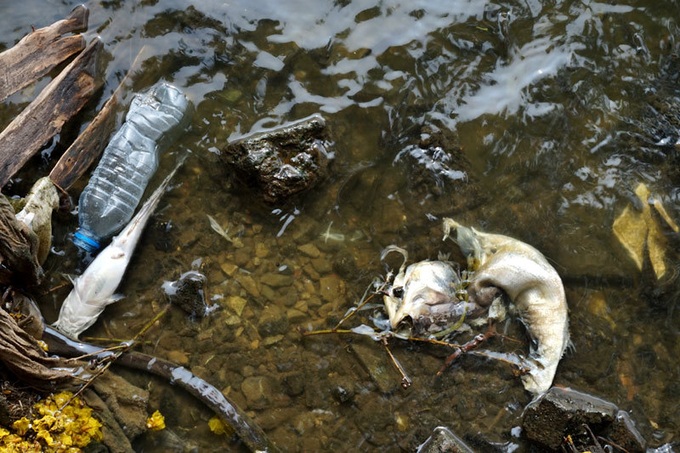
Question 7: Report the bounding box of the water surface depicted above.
[1,0,679,451]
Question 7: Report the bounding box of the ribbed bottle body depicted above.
[74,83,188,252]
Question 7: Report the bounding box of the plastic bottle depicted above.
[73,82,189,253]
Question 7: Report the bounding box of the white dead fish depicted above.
[382,246,485,337]
[442,218,569,394]
[53,162,182,339]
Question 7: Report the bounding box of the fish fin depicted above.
[106,294,126,305]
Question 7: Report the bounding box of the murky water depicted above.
[2,0,680,451]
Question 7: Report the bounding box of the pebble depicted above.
[234,273,260,298]
[259,284,278,303]
[223,314,241,326]
[255,242,269,258]
[223,295,247,316]
[304,265,320,281]
[262,335,285,347]
[298,243,321,258]
[166,350,190,366]
[260,272,294,288]
[311,257,332,274]
[241,376,275,410]
[258,304,289,336]
[319,275,345,303]
[286,308,307,324]
[220,261,238,277]
[282,373,305,397]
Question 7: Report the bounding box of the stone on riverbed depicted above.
[241,376,276,410]
[162,270,209,318]
[222,114,334,204]
[416,426,475,453]
[522,387,647,451]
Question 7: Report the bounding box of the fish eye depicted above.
[392,287,404,298]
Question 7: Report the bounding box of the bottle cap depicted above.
[73,230,101,253]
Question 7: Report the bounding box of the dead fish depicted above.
[442,218,569,394]
[53,162,182,339]
[382,246,485,337]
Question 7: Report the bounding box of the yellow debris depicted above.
[1,391,102,452]
[612,183,675,279]
[145,410,166,431]
[208,416,233,436]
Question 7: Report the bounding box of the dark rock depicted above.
[223,114,334,204]
[394,124,485,214]
[329,375,355,404]
[417,426,475,453]
[523,387,652,452]
[522,387,618,450]
[258,304,289,336]
[332,249,358,280]
[162,270,209,318]
[282,372,305,397]
[604,410,646,452]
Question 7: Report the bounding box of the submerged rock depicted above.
[522,387,647,451]
[416,426,475,453]
[222,114,334,204]
[162,270,210,318]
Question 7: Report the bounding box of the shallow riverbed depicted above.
[1,0,679,451]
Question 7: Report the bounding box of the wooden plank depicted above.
[0,5,88,102]
[50,46,151,190]
[0,38,102,188]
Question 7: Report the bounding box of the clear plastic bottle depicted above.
[73,82,189,253]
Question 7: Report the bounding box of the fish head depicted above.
[442,218,516,270]
[384,260,468,335]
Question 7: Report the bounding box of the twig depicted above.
[59,304,170,409]
[381,337,412,389]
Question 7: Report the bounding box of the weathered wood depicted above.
[0,37,102,188]
[0,195,41,286]
[50,46,150,190]
[0,5,88,102]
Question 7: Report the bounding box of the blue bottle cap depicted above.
[73,229,101,253]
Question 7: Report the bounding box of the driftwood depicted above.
[50,46,150,190]
[0,306,73,391]
[0,195,41,286]
[0,37,102,188]
[0,5,88,102]
[44,326,280,453]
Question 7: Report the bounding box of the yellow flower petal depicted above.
[146,410,166,431]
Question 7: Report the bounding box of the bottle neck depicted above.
[73,229,101,253]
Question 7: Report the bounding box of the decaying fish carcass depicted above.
[381,246,488,337]
[383,219,570,395]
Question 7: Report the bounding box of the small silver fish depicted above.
[53,162,181,339]
[442,218,570,394]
